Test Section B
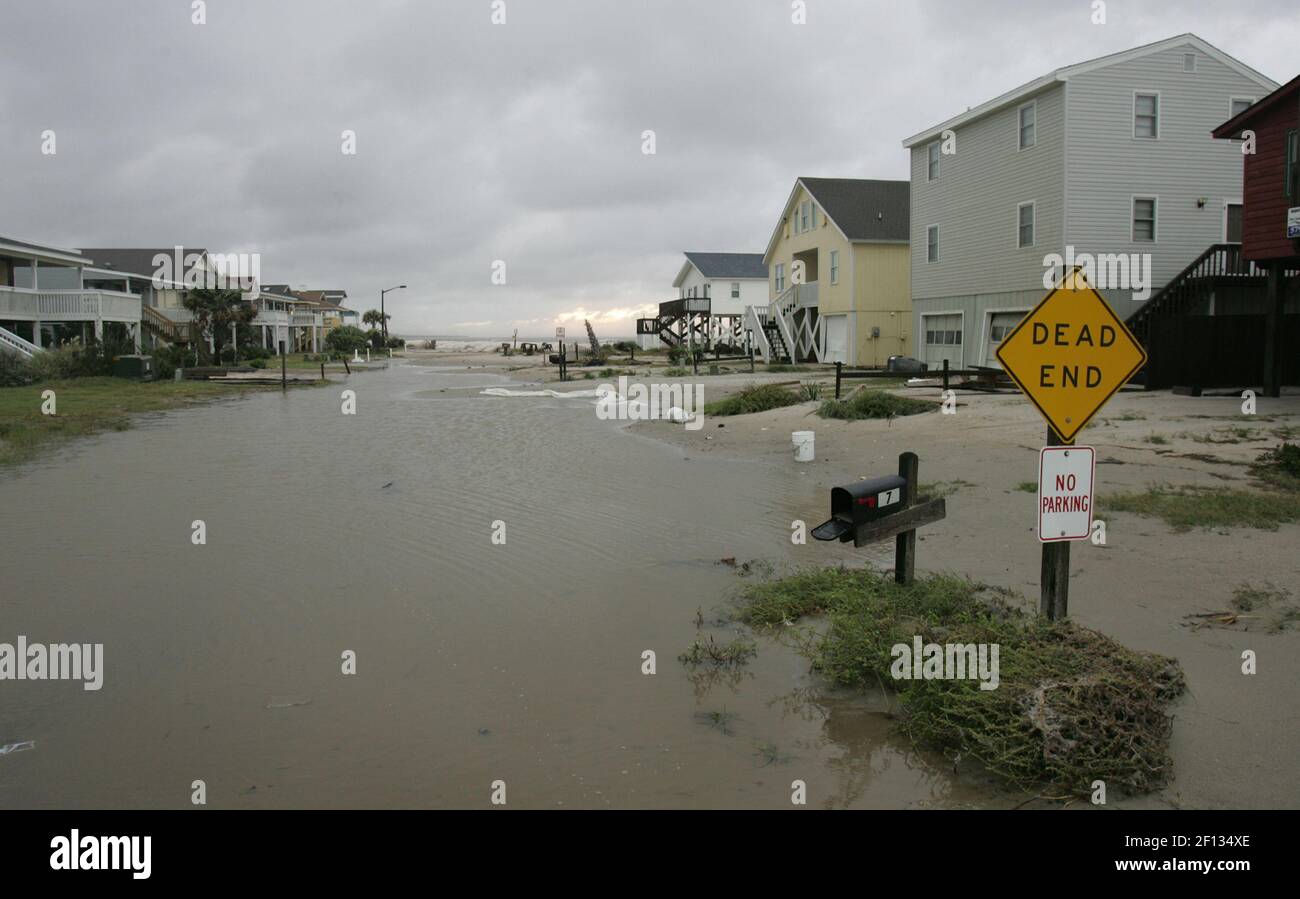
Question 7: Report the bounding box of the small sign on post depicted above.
[1038,445,1095,542]
[1287,207,1300,240]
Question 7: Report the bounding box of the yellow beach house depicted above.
[754,177,912,366]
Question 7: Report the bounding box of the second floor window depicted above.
[829,250,839,284]
[1018,102,1036,149]
[1134,93,1159,139]
[775,263,785,292]
[1018,202,1035,248]
[730,282,740,299]
[1133,197,1157,242]
[927,141,940,180]
[926,225,939,263]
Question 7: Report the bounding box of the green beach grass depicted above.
[730,566,1185,796]
[0,377,293,467]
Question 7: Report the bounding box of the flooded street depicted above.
[1,361,990,808]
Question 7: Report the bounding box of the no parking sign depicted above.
[1038,445,1095,542]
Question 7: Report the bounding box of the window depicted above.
[798,201,811,233]
[703,283,710,298]
[775,263,785,292]
[730,281,740,299]
[1017,202,1035,248]
[1229,97,1255,119]
[1286,130,1298,200]
[926,225,939,263]
[1134,93,1159,139]
[927,141,940,180]
[1182,53,1196,73]
[1132,197,1157,242]
[829,250,839,284]
[1018,102,1036,149]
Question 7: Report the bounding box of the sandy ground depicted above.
[628,377,1300,809]
[406,347,1300,807]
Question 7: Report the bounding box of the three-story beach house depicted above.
[903,33,1278,372]
[755,177,911,365]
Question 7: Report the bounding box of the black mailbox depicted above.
[812,475,908,542]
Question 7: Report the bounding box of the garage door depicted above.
[823,314,848,364]
[923,314,962,369]
[984,312,1025,368]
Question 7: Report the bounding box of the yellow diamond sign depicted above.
[996,269,1147,443]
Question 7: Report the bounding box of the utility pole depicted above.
[380,284,406,341]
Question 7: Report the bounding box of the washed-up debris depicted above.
[717,557,737,568]
[381,482,394,489]
[265,697,312,710]
[0,741,35,756]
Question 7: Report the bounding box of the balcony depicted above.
[0,286,142,323]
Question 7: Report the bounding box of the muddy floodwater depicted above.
[0,361,997,808]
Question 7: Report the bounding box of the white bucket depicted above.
[792,430,815,463]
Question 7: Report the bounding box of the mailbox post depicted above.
[812,451,944,585]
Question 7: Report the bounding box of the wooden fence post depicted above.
[835,361,842,399]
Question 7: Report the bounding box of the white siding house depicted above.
[672,252,768,317]
[902,34,1277,371]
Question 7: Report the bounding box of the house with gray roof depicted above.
[903,33,1278,372]
[756,177,912,364]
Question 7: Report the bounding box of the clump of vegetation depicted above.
[1250,442,1300,492]
[731,567,1185,796]
[703,383,803,416]
[1143,433,1170,445]
[663,366,690,378]
[817,388,934,421]
[1097,484,1300,531]
[1014,481,1038,493]
[766,364,811,373]
[325,325,369,354]
[678,634,757,668]
[799,381,823,401]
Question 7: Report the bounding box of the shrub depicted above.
[666,346,687,365]
[704,383,803,416]
[0,351,32,387]
[26,345,81,381]
[612,340,637,353]
[325,326,369,354]
[249,358,268,369]
[800,381,823,401]
[150,345,194,381]
[817,389,934,421]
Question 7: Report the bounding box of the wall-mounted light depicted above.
[1196,197,1208,208]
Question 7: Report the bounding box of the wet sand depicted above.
[633,378,1300,809]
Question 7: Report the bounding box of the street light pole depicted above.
[380,284,407,341]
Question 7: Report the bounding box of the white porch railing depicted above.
[745,305,772,361]
[0,287,142,323]
[770,285,823,362]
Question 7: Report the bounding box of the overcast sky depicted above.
[2,0,1296,337]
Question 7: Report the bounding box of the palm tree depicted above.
[362,309,390,330]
